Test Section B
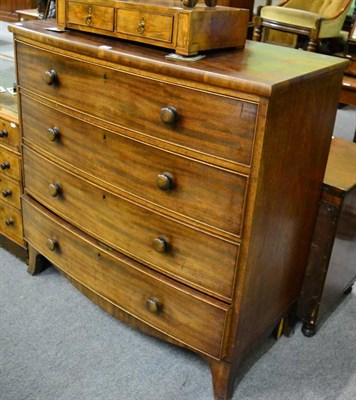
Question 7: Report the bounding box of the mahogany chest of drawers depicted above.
[9,20,347,399]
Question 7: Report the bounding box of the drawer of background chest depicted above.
[0,175,21,209]
[21,98,247,237]
[23,147,239,301]
[0,201,23,244]
[0,116,20,150]
[0,147,21,181]
[22,195,230,358]
[16,43,257,167]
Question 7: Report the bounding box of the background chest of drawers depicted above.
[9,20,347,400]
[0,92,26,255]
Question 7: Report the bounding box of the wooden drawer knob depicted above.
[5,218,14,226]
[204,0,218,6]
[2,189,12,198]
[44,70,58,86]
[0,129,8,138]
[146,297,162,314]
[46,238,58,251]
[48,183,61,197]
[160,106,178,125]
[1,161,10,170]
[47,127,60,141]
[153,236,169,253]
[156,172,175,191]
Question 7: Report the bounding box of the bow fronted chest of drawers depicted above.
[9,20,347,400]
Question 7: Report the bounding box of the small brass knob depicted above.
[46,238,58,251]
[156,172,175,191]
[1,161,10,170]
[160,106,178,125]
[0,129,8,138]
[47,127,60,141]
[48,183,61,197]
[146,297,162,314]
[44,70,58,85]
[5,218,14,226]
[2,189,12,197]
[153,236,169,253]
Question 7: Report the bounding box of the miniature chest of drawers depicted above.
[0,92,26,253]
[9,20,348,400]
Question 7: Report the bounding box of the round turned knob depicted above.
[146,297,163,314]
[5,218,14,226]
[204,0,218,6]
[156,172,175,191]
[2,189,12,197]
[1,161,10,170]
[48,183,61,197]
[43,69,58,85]
[153,236,169,253]
[47,127,60,141]
[0,129,8,138]
[46,238,58,251]
[160,106,178,125]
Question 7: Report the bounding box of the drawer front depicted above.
[17,42,257,167]
[22,196,230,358]
[0,147,21,181]
[0,116,20,149]
[0,174,21,209]
[0,200,23,244]
[21,97,248,236]
[116,9,174,43]
[23,147,239,300]
[67,2,114,31]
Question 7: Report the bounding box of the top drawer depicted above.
[16,42,257,167]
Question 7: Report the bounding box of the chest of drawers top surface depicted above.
[8,20,348,97]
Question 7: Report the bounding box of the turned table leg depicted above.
[27,244,50,275]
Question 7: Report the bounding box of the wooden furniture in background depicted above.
[298,138,356,337]
[0,0,36,22]
[0,92,26,260]
[16,8,40,21]
[340,21,356,106]
[9,19,347,400]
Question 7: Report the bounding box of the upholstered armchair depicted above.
[253,0,353,52]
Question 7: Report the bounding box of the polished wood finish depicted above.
[57,0,249,55]
[0,0,36,21]
[298,138,356,337]
[0,93,25,248]
[10,20,347,400]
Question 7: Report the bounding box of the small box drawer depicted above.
[0,174,21,209]
[116,9,174,43]
[17,43,257,167]
[21,97,248,236]
[23,147,239,301]
[67,1,114,31]
[0,200,23,244]
[0,146,21,181]
[0,116,20,150]
[22,195,230,358]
